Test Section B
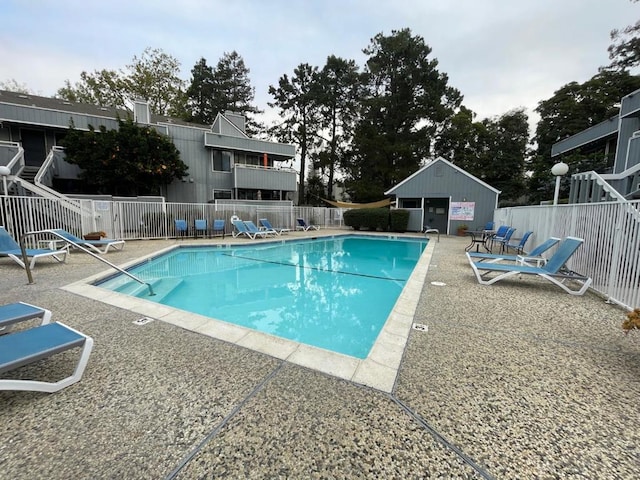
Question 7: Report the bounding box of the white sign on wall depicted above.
[450,202,475,221]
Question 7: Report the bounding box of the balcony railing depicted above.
[233,163,297,191]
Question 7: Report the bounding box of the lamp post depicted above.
[551,162,569,205]
[0,165,10,196]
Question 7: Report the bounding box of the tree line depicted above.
[3,8,640,205]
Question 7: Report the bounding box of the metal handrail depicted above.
[20,230,155,296]
[0,141,24,174]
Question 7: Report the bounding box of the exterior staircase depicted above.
[18,165,39,184]
[0,142,83,215]
[570,164,640,206]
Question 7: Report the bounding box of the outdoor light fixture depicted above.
[551,162,569,205]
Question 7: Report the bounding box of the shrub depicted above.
[343,208,409,232]
[343,209,363,230]
[344,208,388,231]
[389,209,410,232]
[622,308,640,333]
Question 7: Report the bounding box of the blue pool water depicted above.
[98,235,427,358]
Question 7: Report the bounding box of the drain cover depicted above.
[133,317,154,326]
[412,323,428,332]
[430,281,446,286]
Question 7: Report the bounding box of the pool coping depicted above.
[62,233,434,392]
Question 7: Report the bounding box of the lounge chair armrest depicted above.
[516,255,546,267]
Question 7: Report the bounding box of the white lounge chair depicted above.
[244,220,277,238]
[0,303,93,393]
[51,229,125,254]
[0,226,67,269]
[467,236,592,295]
[0,302,52,329]
[245,220,276,237]
[232,220,270,240]
[259,218,291,235]
[468,237,561,266]
[296,218,320,231]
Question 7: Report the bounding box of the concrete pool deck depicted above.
[1,231,639,478]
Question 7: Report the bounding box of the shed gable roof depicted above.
[384,156,501,195]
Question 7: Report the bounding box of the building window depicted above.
[401,199,420,208]
[212,151,232,172]
[213,189,232,199]
[235,153,260,166]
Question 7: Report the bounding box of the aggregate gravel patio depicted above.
[1,231,639,479]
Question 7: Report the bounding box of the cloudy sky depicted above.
[1,0,637,128]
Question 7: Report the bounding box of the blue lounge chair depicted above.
[0,321,94,393]
[259,218,291,235]
[50,229,125,254]
[0,226,67,269]
[232,220,269,240]
[0,302,52,336]
[244,220,275,238]
[296,218,320,231]
[0,302,52,327]
[212,219,225,238]
[232,219,250,238]
[468,237,561,266]
[506,230,533,254]
[466,236,592,295]
[194,219,207,238]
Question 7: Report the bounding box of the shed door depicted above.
[423,198,449,233]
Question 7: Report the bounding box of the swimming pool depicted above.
[97,235,428,358]
[64,232,434,391]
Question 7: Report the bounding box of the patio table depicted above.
[464,230,494,253]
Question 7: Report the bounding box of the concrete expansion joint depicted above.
[163,361,285,480]
[391,396,495,480]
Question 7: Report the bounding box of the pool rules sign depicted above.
[450,202,475,221]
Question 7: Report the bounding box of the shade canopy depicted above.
[321,198,393,209]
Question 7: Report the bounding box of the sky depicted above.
[1,0,638,131]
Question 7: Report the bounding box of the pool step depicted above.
[112,278,183,302]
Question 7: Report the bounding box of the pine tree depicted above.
[345,29,461,201]
[186,57,215,124]
[211,51,262,133]
[268,63,322,204]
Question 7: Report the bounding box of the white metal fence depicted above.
[496,200,640,310]
[2,194,639,309]
[0,196,346,243]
